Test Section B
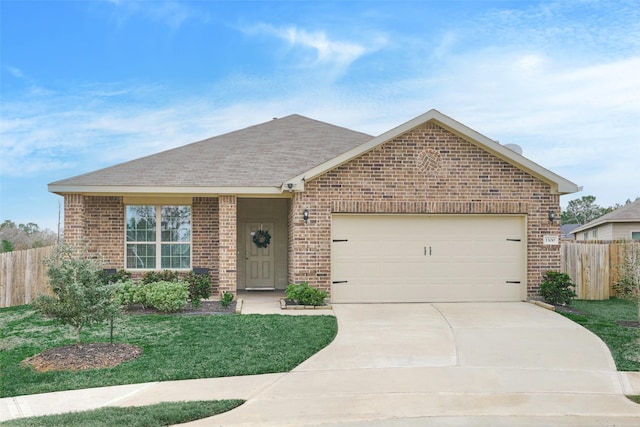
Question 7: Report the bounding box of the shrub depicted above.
[98,269,132,285]
[143,280,189,312]
[185,271,212,307]
[220,291,234,308]
[113,279,137,307]
[142,270,180,284]
[286,282,327,306]
[539,271,576,306]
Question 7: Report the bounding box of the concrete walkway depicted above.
[3,293,640,426]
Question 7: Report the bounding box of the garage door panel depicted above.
[331,215,525,303]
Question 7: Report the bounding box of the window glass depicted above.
[632,232,640,240]
[161,206,191,242]
[126,205,191,269]
[127,244,156,269]
[126,206,156,242]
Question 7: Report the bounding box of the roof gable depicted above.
[284,109,580,195]
[572,199,640,234]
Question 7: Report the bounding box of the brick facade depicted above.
[192,197,220,292]
[63,195,222,290]
[218,195,237,294]
[288,122,560,297]
[62,122,562,300]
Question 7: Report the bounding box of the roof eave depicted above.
[48,184,288,197]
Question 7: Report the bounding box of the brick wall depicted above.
[63,194,86,247]
[192,197,219,293]
[218,195,237,295]
[289,122,560,298]
[84,196,124,269]
[64,196,222,290]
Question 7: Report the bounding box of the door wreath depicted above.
[252,229,271,248]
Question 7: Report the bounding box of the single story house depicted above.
[572,199,640,241]
[49,109,580,303]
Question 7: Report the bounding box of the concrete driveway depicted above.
[192,302,640,426]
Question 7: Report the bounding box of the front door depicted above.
[244,222,276,289]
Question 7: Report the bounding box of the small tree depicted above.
[613,241,640,319]
[33,245,121,344]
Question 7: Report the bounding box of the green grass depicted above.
[0,305,337,397]
[557,298,640,371]
[0,400,244,427]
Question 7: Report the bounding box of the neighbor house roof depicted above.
[49,109,581,197]
[572,199,640,234]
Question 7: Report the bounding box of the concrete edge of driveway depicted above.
[620,372,640,395]
[0,373,285,422]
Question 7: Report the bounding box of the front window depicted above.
[126,205,191,269]
[632,232,640,241]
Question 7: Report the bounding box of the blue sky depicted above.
[1,0,639,231]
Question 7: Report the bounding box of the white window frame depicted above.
[125,205,192,270]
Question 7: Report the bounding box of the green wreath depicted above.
[252,229,271,248]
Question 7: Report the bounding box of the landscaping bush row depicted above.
[105,270,213,312]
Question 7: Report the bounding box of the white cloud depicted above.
[106,0,200,31]
[240,23,386,79]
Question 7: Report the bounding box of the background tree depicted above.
[33,245,121,344]
[561,195,608,225]
[0,220,57,251]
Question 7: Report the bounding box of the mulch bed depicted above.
[21,301,236,372]
[21,343,143,372]
[125,300,236,315]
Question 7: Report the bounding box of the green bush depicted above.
[220,291,234,308]
[185,271,212,307]
[142,270,180,284]
[286,282,327,306]
[539,271,577,306]
[113,279,137,307]
[144,280,189,312]
[99,269,132,285]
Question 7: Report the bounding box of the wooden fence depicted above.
[561,241,640,300]
[0,246,54,308]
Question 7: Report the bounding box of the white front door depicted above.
[244,223,276,289]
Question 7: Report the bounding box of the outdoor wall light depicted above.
[303,209,309,222]
[548,210,556,222]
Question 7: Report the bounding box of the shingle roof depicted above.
[572,199,640,234]
[49,114,373,190]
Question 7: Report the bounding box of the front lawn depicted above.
[0,305,337,397]
[557,298,640,371]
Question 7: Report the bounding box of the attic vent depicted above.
[504,144,523,155]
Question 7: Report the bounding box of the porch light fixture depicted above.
[303,209,309,222]
[548,210,556,222]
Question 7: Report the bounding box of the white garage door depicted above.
[331,215,525,303]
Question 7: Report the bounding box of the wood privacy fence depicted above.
[0,246,54,308]
[561,241,640,300]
